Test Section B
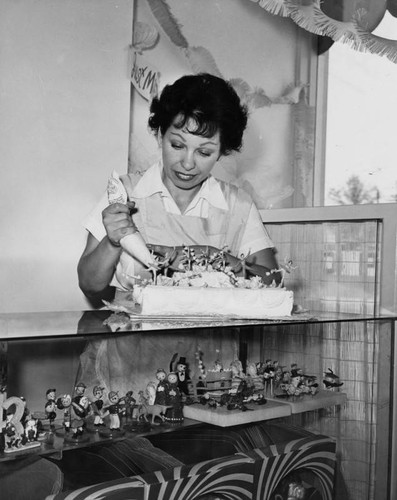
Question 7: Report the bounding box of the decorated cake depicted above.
[127,245,294,319]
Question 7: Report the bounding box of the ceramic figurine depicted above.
[91,386,107,427]
[323,368,343,390]
[70,395,91,439]
[106,391,123,430]
[56,394,72,432]
[230,359,245,394]
[175,357,190,396]
[154,369,168,405]
[164,372,184,422]
[122,390,136,421]
[73,382,87,404]
[24,414,38,442]
[145,381,157,406]
[44,399,57,428]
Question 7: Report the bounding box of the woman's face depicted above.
[161,117,221,195]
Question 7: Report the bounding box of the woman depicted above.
[78,73,279,304]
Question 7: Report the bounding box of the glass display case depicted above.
[0,310,394,500]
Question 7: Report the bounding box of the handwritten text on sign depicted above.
[131,52,159,101]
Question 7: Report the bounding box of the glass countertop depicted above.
[0,309,396,340]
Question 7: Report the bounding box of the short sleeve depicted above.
[82,192,109,242]
[238,203,274,257]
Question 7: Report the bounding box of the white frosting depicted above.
[134,285,293,318]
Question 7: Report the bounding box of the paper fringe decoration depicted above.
[133,21,159,51]
[251,0,397,64]
[143,0,306,109]
[146,0,188,49]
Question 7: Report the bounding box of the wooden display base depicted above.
[3,440,41,454]
[183,399,291,427]
[268,390,347,414]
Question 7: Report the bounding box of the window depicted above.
[324,12,397,206]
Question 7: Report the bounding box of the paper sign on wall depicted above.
[131,52,159,101]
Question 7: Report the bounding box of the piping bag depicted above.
[107,170,158,269]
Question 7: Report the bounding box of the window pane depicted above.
[324,13,397,205]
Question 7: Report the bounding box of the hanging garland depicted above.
[250,0,397,64]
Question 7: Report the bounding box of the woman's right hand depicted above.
[102,202,137,247]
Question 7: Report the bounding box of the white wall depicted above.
[0,0,133,313]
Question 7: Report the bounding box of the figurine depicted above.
[154,369,168,405]
[170,354,190,396]
[164,372,184,422]
[91,386,107,427]
[73,382,87,404]
[70,395,91,438]
[230,359,245,394]
[145,381,157,406]
[122,390,136,421]
[246,361,264,394]
[44,388,57,427]
[136,390,170,425]
[323,368,343,390]
[106,391,123,430]
[56,394,72,432]
[44,399,57,428]
[24,414,38,442]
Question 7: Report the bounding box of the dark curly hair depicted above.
[148,73,248,156]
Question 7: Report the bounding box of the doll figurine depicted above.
[91,386,107,427]
[44,400,57,428]
[24,414,38,442]
[73,382,87,404]
[45,388,57,427]
[56,394,72,432]
[175,357,190,396]
[164,372,184,422]
[122,390,136,421]
[106,391,123,430]
[154,369,168,405]
[70,395,91,439]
